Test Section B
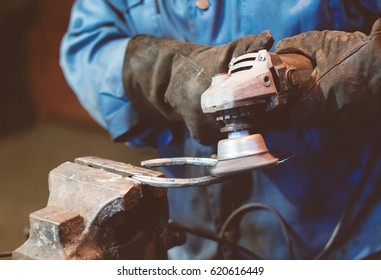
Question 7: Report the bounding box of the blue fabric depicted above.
[60,0,381,259]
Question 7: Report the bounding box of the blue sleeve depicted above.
[59,0,172,147]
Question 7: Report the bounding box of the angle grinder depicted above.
[201,49,313,177]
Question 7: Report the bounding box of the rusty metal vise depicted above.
[13,156,185,260]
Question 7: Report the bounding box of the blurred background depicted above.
[0,0,157,255]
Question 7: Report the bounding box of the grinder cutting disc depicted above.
[210,153,278,177]
[210,133,279,177]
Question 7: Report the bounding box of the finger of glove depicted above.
[275,30,357,64]
[231,30,274,57]
[275,31,321,60]
[277,30,369,63]
[371,18,381,35]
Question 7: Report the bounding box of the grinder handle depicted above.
[276,53,314,88]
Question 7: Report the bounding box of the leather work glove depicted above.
[123,31,274,145]
[275,19,381,129]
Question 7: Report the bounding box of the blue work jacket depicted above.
[60,0,381,259]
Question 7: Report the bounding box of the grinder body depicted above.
[201,50,313,176]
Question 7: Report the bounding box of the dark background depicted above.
[0,0,94,134]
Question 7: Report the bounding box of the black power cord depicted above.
[168,222,262,259]
[216,182,366,260]
[218,203,296,259]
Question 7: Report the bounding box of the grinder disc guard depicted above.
[211,133,278,177]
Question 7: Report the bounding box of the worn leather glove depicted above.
[275,19,381,129]
[123,31,274,145]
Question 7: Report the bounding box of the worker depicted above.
[60,0,381,259]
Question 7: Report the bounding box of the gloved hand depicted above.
[123,31,274,145]
[275,19,381,129]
